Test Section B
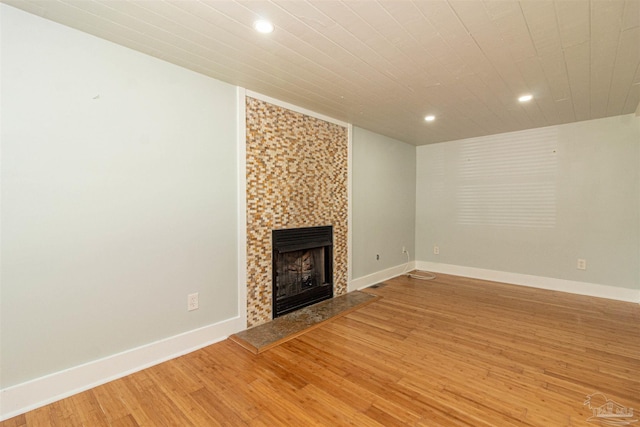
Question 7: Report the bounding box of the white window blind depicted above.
[456,127,558,228]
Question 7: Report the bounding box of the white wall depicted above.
[351,127,416,287]
[416,115,640,296]
[1,2,240,403]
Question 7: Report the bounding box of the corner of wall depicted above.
[349,261,415,292]
[236,87,248,329]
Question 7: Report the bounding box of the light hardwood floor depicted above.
[2,273,639,426]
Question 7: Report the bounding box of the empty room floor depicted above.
[2,273,638,426]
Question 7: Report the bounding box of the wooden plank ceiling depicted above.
[4,0,640,145]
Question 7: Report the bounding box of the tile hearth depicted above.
[230,291,379,354]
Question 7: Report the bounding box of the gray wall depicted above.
[1,5,239,387]
[416,115,640,290]
[351,127,416,279]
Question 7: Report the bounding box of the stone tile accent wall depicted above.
[246,97,349,327]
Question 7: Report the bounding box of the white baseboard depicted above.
[4,264,636,421]
[349,261,415,292]
[416,261,640,303]
[0,316,245,421]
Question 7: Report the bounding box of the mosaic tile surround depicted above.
[246,97,349,327]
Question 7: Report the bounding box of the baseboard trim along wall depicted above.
[350,261,416,292]
[4,263,636,421]
[0,316,245,421]
[416,261,640,304]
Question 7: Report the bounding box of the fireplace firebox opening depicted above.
[272,226,333,318]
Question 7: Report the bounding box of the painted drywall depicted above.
[1,4,238,388]
[416,114,640,291]
[351,127,416,280]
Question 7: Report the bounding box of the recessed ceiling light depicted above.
[424,115,435,122]
[253,19,274,34]
[518,94,533,102]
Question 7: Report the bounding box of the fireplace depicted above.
[272,226,333,318]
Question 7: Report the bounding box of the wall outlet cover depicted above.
[187,293,199,311]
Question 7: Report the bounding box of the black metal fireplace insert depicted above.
[272,226,333,318]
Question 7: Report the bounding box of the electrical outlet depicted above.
[402,246,407,253]
[376,254,380,260]
[434,246,440,255]
[577,259,586,270]
[187,293,199,311]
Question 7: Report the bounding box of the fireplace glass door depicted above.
[272,226,333,317]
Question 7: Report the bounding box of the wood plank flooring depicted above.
[2,273,639,426]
